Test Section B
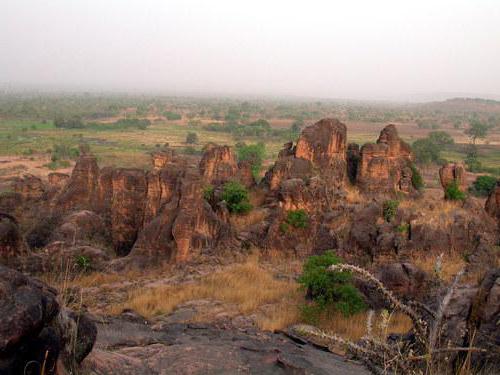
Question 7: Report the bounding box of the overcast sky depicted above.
[1,0,499,100]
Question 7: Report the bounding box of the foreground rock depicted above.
[0,213,28,265]
[0,265,96,374]
[83,313,369,375]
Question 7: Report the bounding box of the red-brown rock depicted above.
[0,213,28,264]
[12,174,45,201]
[47,172,70,189]
[199,145,238,185]
[485,180,500,220]
[439,163,466,190]
[356,125,414,194]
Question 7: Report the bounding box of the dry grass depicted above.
[229,207,269,230]
[345,185,363,204]
[111,259,299,321]
[316,309,413,341]
[412,252,466,282]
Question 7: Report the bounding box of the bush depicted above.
[444,180,466,201]
[298,251,366,317]
[382,200,399,222]
[185,132,199,144]
[469,175,497,197]
[285,209,309,229]
[235,142,265,179]
[222,181,252,214]
[54,116,85,129]
[75,255,91,272]
[410,163,424,190]
[164,111,182,121]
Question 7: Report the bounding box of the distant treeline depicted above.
[55,116,151,130]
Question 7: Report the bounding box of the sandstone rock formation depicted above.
[439,163,466,190]
[12,174,45,201]
[47,172,70,189]
[485,180,500,220]
[0,264,96,374]
[50,210,108,247]
[55,152,99,211]
[356,125,414,194]
[199,145,238,185]
[264,118,347,191]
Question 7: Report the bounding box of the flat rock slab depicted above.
[83,316,369,375]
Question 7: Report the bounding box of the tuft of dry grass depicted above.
[345,185,363,204]
[112,259,299,320]
[412,252,466,282]
[230,208,269,230]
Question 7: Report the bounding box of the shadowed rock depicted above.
[439,163,466,190]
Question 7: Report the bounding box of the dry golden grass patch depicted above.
[412,252,466,282]
[316,309,413,341]
[345,185,363,204]
[111,259,299,321]
[229,208,269,230]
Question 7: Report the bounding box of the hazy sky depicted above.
[1,0,499,100]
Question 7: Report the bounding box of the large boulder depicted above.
[356,125,415,194]
[47,172,70,190]
[0,264,96,374]
[50,210,108,247]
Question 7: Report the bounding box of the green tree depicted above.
[469,175,497,197]
[428,131,454,146]
[465,119,490,144]
[185,132,199,144]
[412,138,440,164]
[235,142,265,179]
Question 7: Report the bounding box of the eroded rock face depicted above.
[199,145,238,185]
[485,181,500,221]
[12,174,45,201]
[0,213,28,264]
[357,125,414,194]
[50,210,108,247]
[47,172,70,189]
[263,118,348,192]
[55,153,99,211]
[0,265,96,374]
[439,163,466,190]
[131,166,234,263]
[110,169,147,256]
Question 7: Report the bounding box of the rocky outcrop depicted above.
[264,118,347,192]
[55,152,99,211]
[0,213,28,264]
[439,163,466,190]
[485,180,500,220]
[130,166,234,263]
[50,210,108,247]
[12,174,45,201]
[110,169,147,256]
[347,143,360,184]
[0,265,96,374]
[199,145,238,185]
[356,125,415,194]
[47,172,70,189]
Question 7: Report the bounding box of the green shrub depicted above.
[279,222,289,233]
[164,111,182,121]
[222,181,252,214]
[298,251,366,317]
[445,181,466,201]
[203,185,214,201]
[383,200,399,222]
[469,175,497,197]
[75,255,91,272]
[285,209,309,229]
[397,223,409,233]
[410,163,424,190]
[186,132,199,144]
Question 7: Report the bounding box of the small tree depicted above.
[222,181,252,214]
[235,142,265,179]
[298,251,366,317]
[285,209,309,229]
[186,132,199,144]
[382,200,399,222]
[465,119,489,145]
